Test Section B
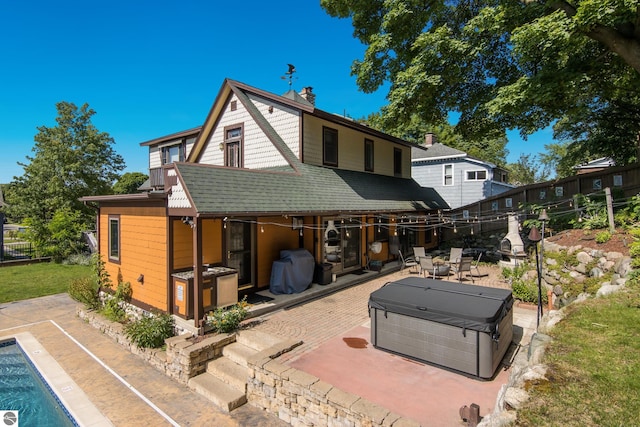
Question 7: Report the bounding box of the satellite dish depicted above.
[369,242,382,254]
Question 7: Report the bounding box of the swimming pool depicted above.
[0,339,77,427]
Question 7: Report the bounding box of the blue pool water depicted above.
[0,340,77,427]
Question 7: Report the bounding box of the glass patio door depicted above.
[226,220,254,290]
[342,222,361,270]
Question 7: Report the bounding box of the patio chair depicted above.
[398,250,418,274]
[412,246,426,261]
[450,256,475,283]
[447,247,463,265]
[470,252,485,277]
[419,256,437,279]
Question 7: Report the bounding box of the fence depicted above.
[439,163,640,242]
[1,242,36,261]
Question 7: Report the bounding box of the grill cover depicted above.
[368,278,513,334]
[269,249,315,294]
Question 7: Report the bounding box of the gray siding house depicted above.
[411,138,515,210]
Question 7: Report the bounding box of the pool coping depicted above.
[0,332,113,427]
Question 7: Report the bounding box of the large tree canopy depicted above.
[6,102,124,259]
[322,0,640,165]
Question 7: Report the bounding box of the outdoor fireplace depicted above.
[499,213,527,267]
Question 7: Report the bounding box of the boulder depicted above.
[569,271,586,283]
[597,283,624,297]
[606,251,624,261]
[590,267,604,278]
[576,251,593,264]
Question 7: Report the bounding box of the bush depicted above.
[595,231,612,244]
[63,253,93,266]
[206,297,249,333]
[102,281,132,322]
[511,279,546,304]
[68,277,100,310]
[124,311,175,349]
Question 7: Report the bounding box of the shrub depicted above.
[63,253,93,266]
[102,281,132,322]
[124,311,175,349]
[595,231,612,244]
[206,297,249,333]
[511,279,546,304]
[68,277,100,310]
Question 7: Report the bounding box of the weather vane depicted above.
[281,64,297,88]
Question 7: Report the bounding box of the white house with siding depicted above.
[411,136,515,210]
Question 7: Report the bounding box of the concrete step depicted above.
[188,372,247,413]
[235,329,286,352]
[222,342,259,368]
[206,357,248,392]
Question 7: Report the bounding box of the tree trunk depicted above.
[588,26,640,74]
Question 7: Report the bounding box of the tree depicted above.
[539,141,575,179]
[113,172,148,194]
[6,102,124,258]
[321,0,640,163]
[507,153,551,186]
[367,112,509,166]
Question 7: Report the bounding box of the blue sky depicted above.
[0,1,550,184]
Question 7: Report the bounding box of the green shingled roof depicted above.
[174,162,448,215]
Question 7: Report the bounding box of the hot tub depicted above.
[369,277,513,379]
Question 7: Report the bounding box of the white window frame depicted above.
[465,170,487,181]
[108,215,120,262]
[443,164,454,186]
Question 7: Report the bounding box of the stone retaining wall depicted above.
[478,243,634,426]
[76,306,234,384]
[247,356,420,427]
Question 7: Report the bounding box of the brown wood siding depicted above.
[173,218,223,270]
[256,216,301,289]
[100,206,168,312]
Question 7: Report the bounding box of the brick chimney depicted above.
[299,87,315,105]
[424,133,437,147]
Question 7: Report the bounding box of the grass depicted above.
[0,262,91,303]
[516,285,640,426]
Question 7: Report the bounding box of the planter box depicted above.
[369,278,513,379]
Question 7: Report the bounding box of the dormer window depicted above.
[224,124,243,168]
[161,142,186,165]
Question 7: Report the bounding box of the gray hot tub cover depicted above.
[368,277,513,334]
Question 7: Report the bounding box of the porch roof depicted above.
[173,162,448,216]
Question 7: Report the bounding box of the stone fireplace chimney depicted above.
[424,133,437,147]
[299,87,315,105]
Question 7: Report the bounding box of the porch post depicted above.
[192,216,203,328]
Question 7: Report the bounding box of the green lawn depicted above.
[517,284,640,426]
[0,262,91,303]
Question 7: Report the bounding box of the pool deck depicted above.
[0,294,287,427]
[0,262,536,426]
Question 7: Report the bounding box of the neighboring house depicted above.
[411,135,515,210]
[81,79,446,326]
[574,157,615,175]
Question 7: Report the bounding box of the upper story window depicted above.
[393,148,402,176]
[364,139,374,172]
[323,127,338,166]
[224,124,243,168]
[443,164,453,186]
[466,170,487,181]
[161,142,186,165]
[108,215,120,263]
